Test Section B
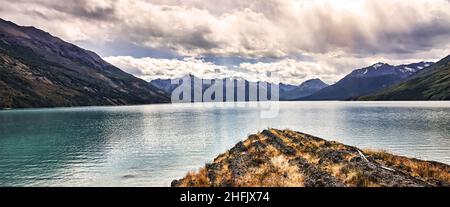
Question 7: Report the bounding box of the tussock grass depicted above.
[172,130,450,187]
[236,155,304,187]
[177,168,210,187]
[364,149,450,183]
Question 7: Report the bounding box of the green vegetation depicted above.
[359,55,450,100]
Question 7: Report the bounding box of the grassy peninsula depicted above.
[172,129,450,187]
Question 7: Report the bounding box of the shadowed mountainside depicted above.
[0,18,169,108]
[172,129,450,187]
[150,75,329,101]
[359,55,450,100]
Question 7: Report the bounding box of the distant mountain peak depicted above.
[302,78,326,83]
[278,78,329,100]
[299,78,329,89]
[303,78,321,82]
[371,62,390,69]
[348,61,432,79]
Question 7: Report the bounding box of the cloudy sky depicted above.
[1,0,450,84]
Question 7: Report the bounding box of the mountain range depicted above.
[151,60,439,102]
[150,75,329,102]
[1,18,448,108]
[0,18,169,108]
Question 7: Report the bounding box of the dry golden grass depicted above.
[213,152,229,163]
[264,144,282,157]
[364,149,450,183]
[235,155,305,187]
[268,155,305,187]
[269,129,320,164]
[177,168,210,187]
[272,129,383,187]
[298,152,320,164]
[347,170,381,187]
[325,163,345,178]
[319,163,380,187]
[174,130,449,187]
[177,148,305,187]
[239,134,305,186]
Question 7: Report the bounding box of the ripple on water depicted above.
[0,101,449,186]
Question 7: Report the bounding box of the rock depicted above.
[122,174,136,179]
[170,180,181,187]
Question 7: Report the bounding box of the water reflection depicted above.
[0,102,449,186]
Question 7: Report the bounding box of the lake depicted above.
[0,101,449,186]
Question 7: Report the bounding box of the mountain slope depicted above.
[301,62,432,100]
[0,19,169,108]
[359,55,450,100]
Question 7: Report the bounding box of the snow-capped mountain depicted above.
[302,61,434,100]
[397,62,433,74]
[349,62,433,79]
[360,56,450,100]
[150,75,328,101]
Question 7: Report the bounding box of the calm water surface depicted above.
[0,101,449,186]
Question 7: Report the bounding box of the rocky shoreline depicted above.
[172,129,450,187]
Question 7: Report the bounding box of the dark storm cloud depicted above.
[1,0,450,83]
[63,4,115,21]
[9,0,116,21]
[74,39,183,59]
[2,0,450,58]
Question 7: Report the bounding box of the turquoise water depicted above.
[0,101,449,186]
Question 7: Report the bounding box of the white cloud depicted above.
[2,0,450,58]
[105,56,227,80]
[104,56,344,85]
[105,48,450,84]
[2,0,450,83]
